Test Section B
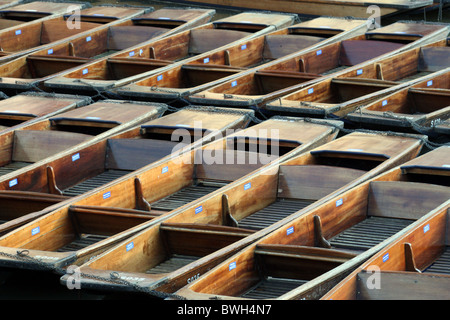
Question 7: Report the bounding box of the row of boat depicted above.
[0,0,448,300]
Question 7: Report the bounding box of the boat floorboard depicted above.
[330,216,413,251]
[238,199,314,231]
[151,184,224,211]
[241,277,307,299]
[146,254,198,274]
[397,71,431,83]
[62,170,130,197]
[57,234,108,252]
[424,246,450,275]
[0,161,30,176]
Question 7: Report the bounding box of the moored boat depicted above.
[0,116,341,273]
[59,130,428,295]
[42,11,298,95]
[172,145,450,300]
[0,6,218,91]
[185,22,449,109]
[265,39,450,118]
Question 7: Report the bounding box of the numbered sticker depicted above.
[126,242,134,252]
[195,205,203,214]
[244,182,251,190]
[9,178,18,187]
[103,191,111,199]
[72,153,80,162]
[229,261,236,271]
[286,226,294,235]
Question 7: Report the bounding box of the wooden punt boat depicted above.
[113,17,368,103]
[0,106,254,239]
[0,7,218,91]
[61,130,427,295]
[42,11,298,95]
[0,92,92,133]
[346,67,450,134]
[322,200,450,299]
[0,1,93,63]
[173,145,450,300]
[265,39,450,118]
[0,0,24,11]
[164,0,433,18]
[0,99,167,185]
[185,22,450,109]
[0,116,341,272]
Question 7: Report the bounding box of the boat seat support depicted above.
[135,177,151,212]
[404,242,421,273]
[314,215,331,248]
[222,194,239,228]
[47,166,62,195]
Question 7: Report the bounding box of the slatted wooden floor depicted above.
[62,170,130,197]
[0,161,30,176]
[330,216,413,251]
[241,277,307,299]
[238,199,314,230]
[424,246,450,275]
[57,234,108,252]
[146,254,198,274]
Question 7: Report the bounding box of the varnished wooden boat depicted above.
[173,145,450,300]
[0,99,167,185]
[0,92,91,133]
[265,39,450,118]
[186,22,449,109]
[0,1,93,63]
[0,0,24,11]
[43,11,298,94]
[60,130,428,295]
[322,196,450,299]
[0,106,254,238]
[346,67,450,135]
[0,7,218,91]
[164,0,433,18]
[0,116,341,272]
[113,17,368,103]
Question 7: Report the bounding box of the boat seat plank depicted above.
[329,216,413,251]
[108,26,169,51]
[12,130,92,163]
[263,35,325,60]
[189,29,251,55]
[367,181,450,220]
[424,246,450,275]
[151,184,224,211]
[238,199,314,230]
[277,165,365,201]
[106,139,179,171]
[62,169,130,197]
[339,40,404,66]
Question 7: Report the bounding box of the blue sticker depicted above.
[82,68,88,75]
[336,198,343,207]
[286,226,294,235]
[316,49,322,55]
[129,51,135,57]
[229,261,236,271]
[308,88,314,94]
[9,178,17,187]
[195,205,203,214]
[161,166,168,174]
[203,57,209,63]
[382,99,388,106]
[231,80,237,87]
[357,69,363,75]
[241,44,247,50]
[423,224,430,233]
[427,80,433,87]
[72,153,80,162]
[103,191,111,199]
[244,182,251,190]
[126,242,134,251]
[86,36,92,42]
[47,48,53,55]
[32,226,40,236]
[382,253,389,262]
[15,29,21,35]
[157,75,163,81]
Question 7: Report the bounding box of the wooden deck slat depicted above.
[146,254,198,274]
[241,277,307,299]
[424,247,450,275]
[62,170,130,197]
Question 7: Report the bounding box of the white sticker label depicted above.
[161,166,168,174]
[103,191,111,199]
[72,153,80,162]
[32,226,40,236]
[195,206,203,214]
[229,261,236,271]
[382,253,389,262]
[286,226,294,235]
[244,182,251,190]
[9,178,17,187]
[336,198,343,207]
[423,224,430,233]
[126,242,134,251]
[231,80,237,87]
[203,57,209,64]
